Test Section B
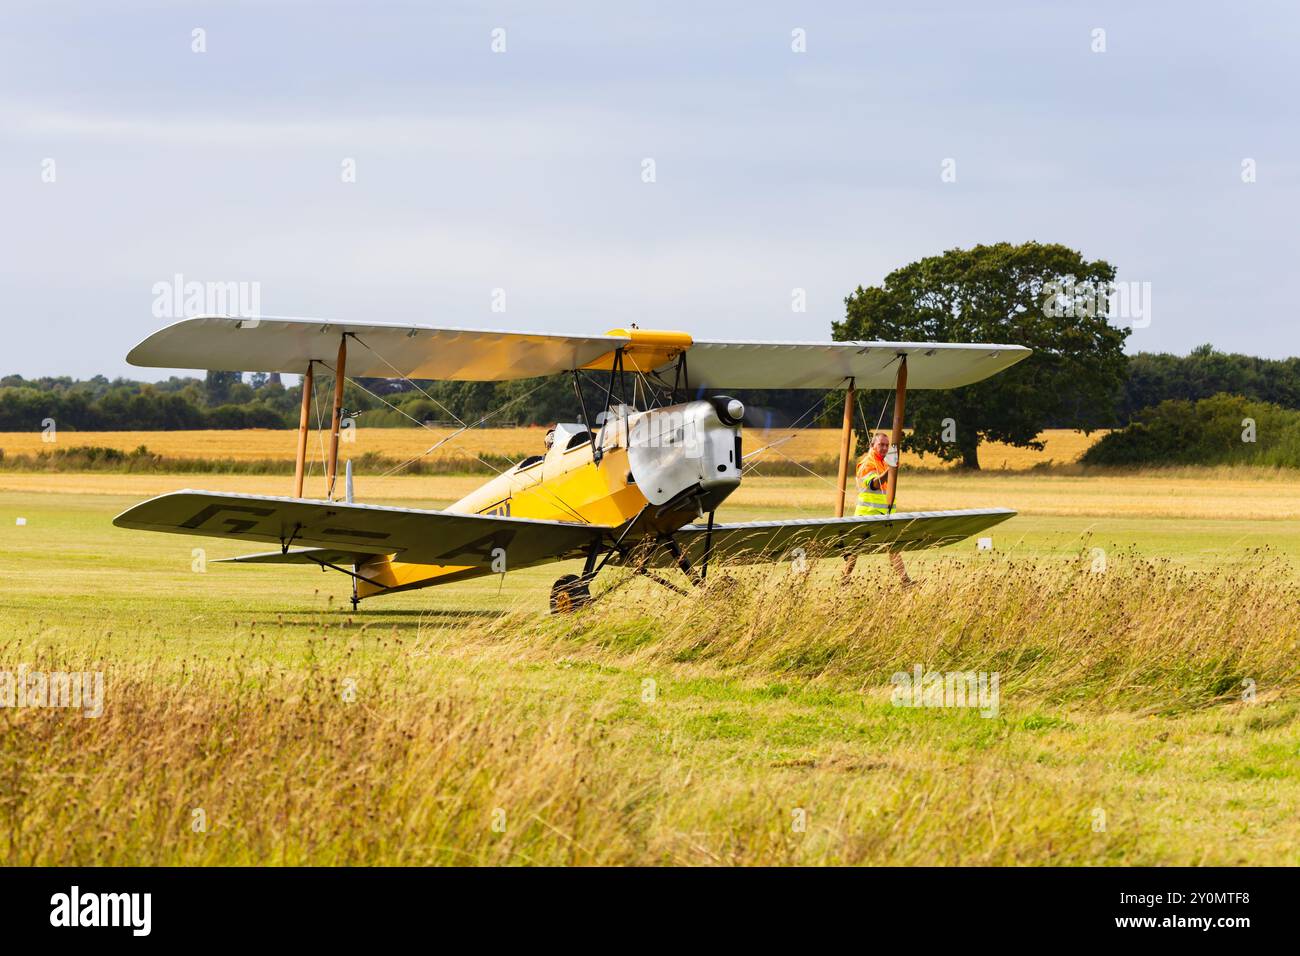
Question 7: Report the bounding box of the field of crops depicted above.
[2,463,1298,865]
[0,427,1105,470]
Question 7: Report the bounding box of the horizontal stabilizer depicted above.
[216,547,371,567]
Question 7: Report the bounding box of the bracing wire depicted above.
[341,374,505,479]
[340,359,593,524]
[740,391,831,470]
[349,333,466,427]
[870,388,890,435]
[738,384,895,513]
[363,375,558,480]
[620,352,668,411]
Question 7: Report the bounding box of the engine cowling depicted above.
[623,398,743,508]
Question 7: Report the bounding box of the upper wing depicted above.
[630,509,1015,567]
[127,316,630,380]
[663,341,1031,390]
[113,490,605,566]
[127,318,1029,390]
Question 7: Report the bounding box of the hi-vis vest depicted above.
[855,451,890,516]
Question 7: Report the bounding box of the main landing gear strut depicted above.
[548,510,716,614]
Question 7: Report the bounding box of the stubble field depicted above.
[0,426,1104,471]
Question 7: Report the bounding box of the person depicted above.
[854,432,892,516]
[846,431,914,586]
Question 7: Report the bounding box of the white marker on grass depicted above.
[15,517,27,526]
[977,537,992,551]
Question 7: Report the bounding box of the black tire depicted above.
[549,574,591,614]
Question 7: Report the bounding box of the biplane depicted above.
[113,317,1031,611]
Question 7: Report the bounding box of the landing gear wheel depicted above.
[549,574,591,614]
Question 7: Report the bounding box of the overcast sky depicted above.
[2,0,1296,380]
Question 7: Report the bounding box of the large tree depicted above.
[834,241,1130,469]
[203,370,243,406]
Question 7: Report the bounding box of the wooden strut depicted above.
[326,335,348,500]
[834,377,855,517]
[294,361,314,498]
[886,356,908,512]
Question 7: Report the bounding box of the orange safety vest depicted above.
[855,450,891,516]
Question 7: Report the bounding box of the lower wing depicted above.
[635,508,1015,567]
[112,490,606,568]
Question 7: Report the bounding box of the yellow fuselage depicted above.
[355,436,646,597]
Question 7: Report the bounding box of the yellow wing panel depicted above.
[581,328,692,373]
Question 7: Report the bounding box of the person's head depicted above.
[870,432,890,457]
[544,426,556,450]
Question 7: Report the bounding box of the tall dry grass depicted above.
[544,551,1300,712]
[0,649,1138,866]
[4,555,1295,865]
[1,640,620,865]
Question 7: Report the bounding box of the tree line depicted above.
[1083,394,1300,468]
[0,369,829,432]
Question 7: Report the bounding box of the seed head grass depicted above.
[4,552,1295,866]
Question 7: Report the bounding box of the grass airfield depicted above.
[2,467,1299,865]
